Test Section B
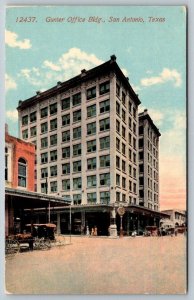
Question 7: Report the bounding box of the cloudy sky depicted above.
[5,6,186,210]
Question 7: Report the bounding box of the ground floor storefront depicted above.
[23,204,168,237]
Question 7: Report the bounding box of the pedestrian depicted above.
[91,228,94,236]
[94,226,97,236]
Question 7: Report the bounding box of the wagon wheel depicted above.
[5,239,20,256]
[39,238,51,250]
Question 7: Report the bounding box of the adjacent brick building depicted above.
[5,125,35,191]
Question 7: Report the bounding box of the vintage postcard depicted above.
[5,6,187,294]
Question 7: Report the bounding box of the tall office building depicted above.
[17,55,141,207]
[138,109,161,211]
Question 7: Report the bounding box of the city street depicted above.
[5,235,186,295]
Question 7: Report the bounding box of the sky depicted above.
[5,6,186,211]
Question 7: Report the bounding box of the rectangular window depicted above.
[41,182,47,193]
[73,160,82,172]
[87,157,96,170]
[129,180,132,192]
[72,92,81,106]
[116,156,120,169]
[30,111,36,123]
[62,179,70,191]
[41,137,48,148]
[99,81,110,95]
[87,140,96,153]
[61,97,70,110]
[22,115,28,125]
[73,177,82,190]
[122,194,126,202]
[50,134,57,146]
[133,183,137,194]
[50,150,57,162]
[100,173,110,186]
[62,163,70,175]
[129,133,132,145]
[116,174,120,186]
[128,101,132,114]
[100,155,110,168]
[50,118,57,131]
[129,149,132,161]
[116,83,120,97]
[87,86,96,100]
[116,120,120,133]
[133,153,136,164]
[62,114,70,127]
[122,126,126,139]
[87,122,96,135]
[41,152,48,164]
[122,143,126,155]
[133,168,136,178]
[41,167,48,179]
[50,165,57,177]
[100,192,110,204]
[122,92,126,105]
[133,137,136,149]
[73,194,81,205]
[122,160,126,172]
[128,117,132,130]
[99,99,110,114]
[87,104,96,118]
[122,109,126,122]
[122,177,126,189]
[30,126,36,137]
[73,110,81,122]
[40,107,48,118]
[116,192,120,202]
[116,102,120,115]
[73,143,81,156]
[100,136,110,150]
[62,130,70,143]
[129,164,132,176]
[87,175,96,188]
[41,122,48,134]
[50,181,57,193]
[73,126,81,139]
[50,103,57,115]
[133,107,137,119]
[22,129,28,139]
[133,123,136,135]
[62,146,70,159]
[87,192,97,204]
[116,138,120,151]
[100,118,110,131]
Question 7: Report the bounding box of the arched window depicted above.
[18,158,27,187]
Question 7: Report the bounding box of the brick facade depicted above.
[5,132,35,192]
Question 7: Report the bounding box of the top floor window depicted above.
[30,111,36,123]
[72,92,81,106]
[61,97,70,110]
[99,81,110,95]
[122,92,126,105]
[87,86,96,100]
[116,83,120,97]
[22,115,28,126]
[40,107,48,118]
[50,103,57,115]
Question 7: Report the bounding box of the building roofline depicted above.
[139,109,161,136]
[17,55,141,110]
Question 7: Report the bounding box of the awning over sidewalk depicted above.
[5,187,69,209]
